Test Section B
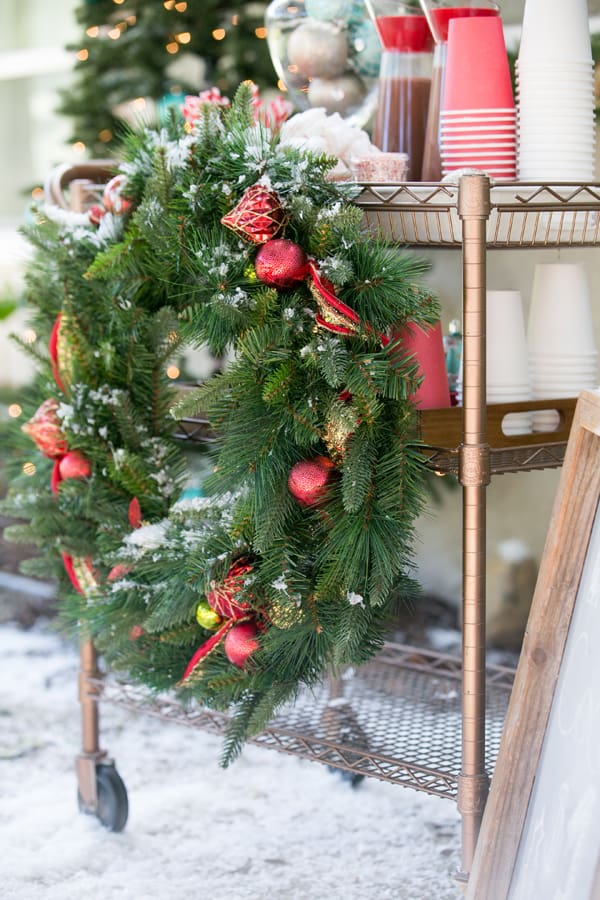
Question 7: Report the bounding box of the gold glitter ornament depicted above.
[323,413,356,462]
[268,601,303,629]
[244,262,258,283]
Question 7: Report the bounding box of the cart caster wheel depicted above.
[326,765,365,788]
[78,764,129,832]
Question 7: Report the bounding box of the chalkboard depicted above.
[466,390,600,900]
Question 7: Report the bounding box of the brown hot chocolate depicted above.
[372,76,431,181]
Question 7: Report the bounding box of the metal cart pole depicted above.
[75,638,106,810]
[457,174,492,878]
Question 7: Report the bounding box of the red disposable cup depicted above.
[399,320,451,410]
[441,108,516,117]
[442,149,516,157]
[442,16,515,111]
[441,138,516,146]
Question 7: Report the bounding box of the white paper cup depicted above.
[500,412,533,435]
[516,59,593,69]
[531,376,598,388]
[518,156,595,166]
[529,368,599,380]
[518,0,592,65]
[518,163,596,179]
[486,289,531,393]
[529,353,599,368]
[532,411,562,432]
[519,100,593,109]
[518,168,596,181]
[527,263,597,357]
[487,389,532,400]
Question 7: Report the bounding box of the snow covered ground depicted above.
[0,622,463,900]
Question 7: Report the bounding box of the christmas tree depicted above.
[59,1,276,155]
[3,84,439,761]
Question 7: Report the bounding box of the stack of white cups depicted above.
[528,263,598,432]
[486,290,532,435]
[516,0,595,181]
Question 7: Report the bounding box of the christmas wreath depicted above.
[4,83,438,762]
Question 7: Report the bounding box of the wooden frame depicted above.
[467,389,600,900]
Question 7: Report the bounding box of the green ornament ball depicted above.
[157,92,187,125]
[305,0,352,20]
[349,19,382,77]
[348,0,372,28]
[195,601,222,630]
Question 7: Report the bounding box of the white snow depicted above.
[0,623,462,900]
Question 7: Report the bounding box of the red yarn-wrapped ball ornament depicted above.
[255,239,309,289]
[206,558,254,619]
[59,450,92,480]
[224,621,259,668]
[288,455,337,507]
[21,399,68,459]
[221,185,284,244]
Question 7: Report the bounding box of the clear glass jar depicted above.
[366,2,433,181]
[419,1,501,181]
[265,0,381,127]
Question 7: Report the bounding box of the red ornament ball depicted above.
[59,450,92,480]
[288,455,336,507]
[224,622,259,668]
[254,239,309,289]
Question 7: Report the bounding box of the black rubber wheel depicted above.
[78,764,129,832]
[326,765,365,788]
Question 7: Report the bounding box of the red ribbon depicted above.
[308,261,389,348]
[49,314,65,393]
[180,618,240,683]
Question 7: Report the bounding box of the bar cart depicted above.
[47,164,600,883]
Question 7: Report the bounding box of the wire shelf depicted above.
[418,398,576,476]
[89,642,514,801]
[46,169,600,251]
[356,182,600,248]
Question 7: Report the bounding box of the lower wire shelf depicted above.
[89,642,514,802]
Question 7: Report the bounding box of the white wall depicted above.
[0,1,77,225]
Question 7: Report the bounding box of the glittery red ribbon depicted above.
[49,314,65,393]
[179,618,241,683]
[51,460,63,496]
[61,552,97,595]
[308,261,389,348]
